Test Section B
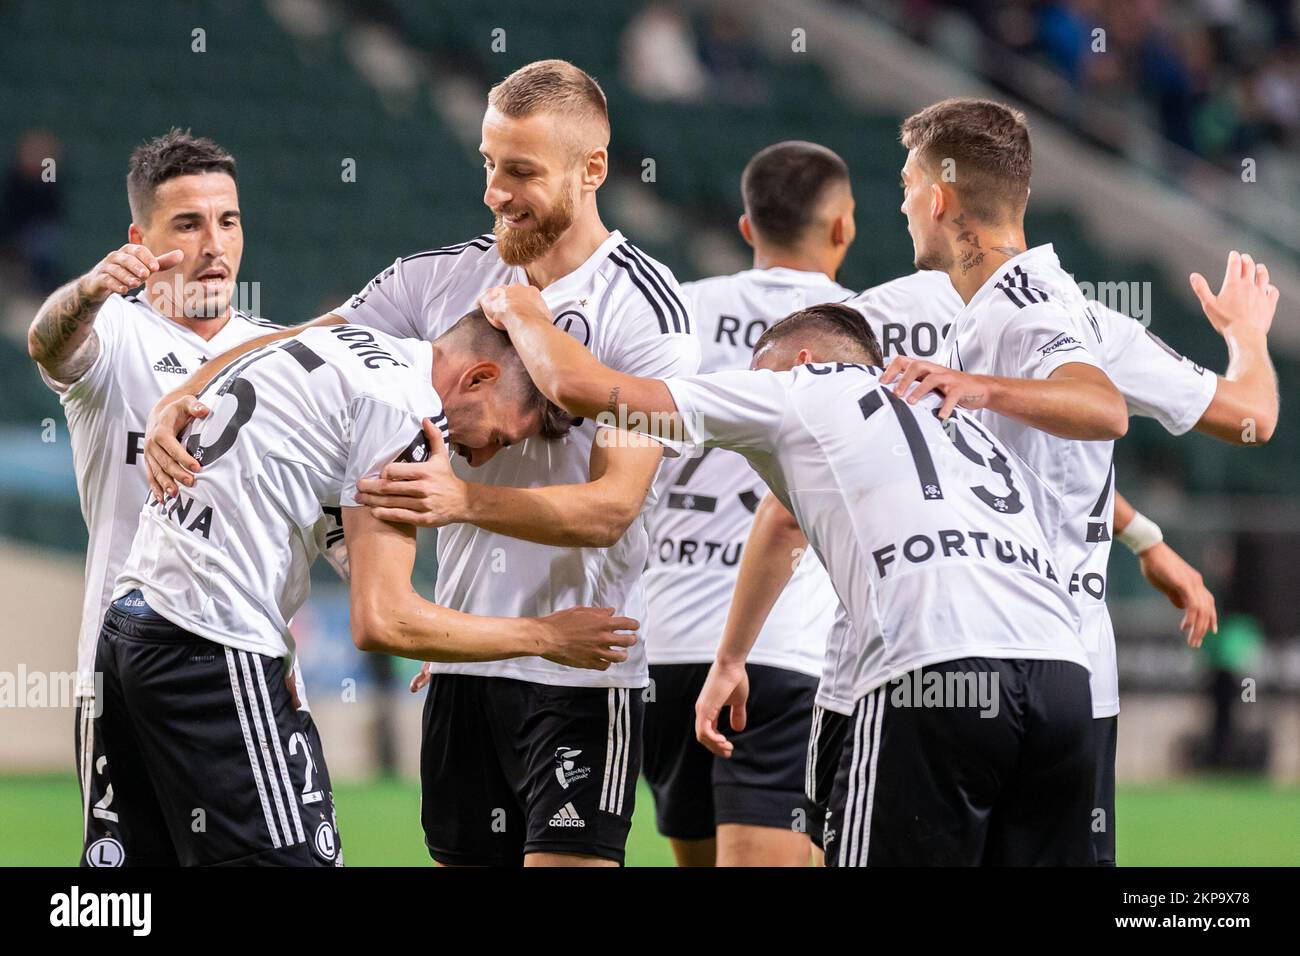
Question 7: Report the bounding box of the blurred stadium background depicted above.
[1,0,1298,865]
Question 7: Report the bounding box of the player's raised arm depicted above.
[478,284,681,435]
[696,493,810,757]
[342,497,638,668]
[1188,251,1280,445]
[28,244,183,383]
[142,311,345,501]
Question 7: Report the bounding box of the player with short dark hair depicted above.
[885,96,1279,865]
[93,312,635,866]
[26,129,317,867]
[640,142,858,868]
[739,140,851,250]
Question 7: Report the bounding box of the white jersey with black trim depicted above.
[333,231,701,688]
[115,325,448,661]
[646,268,855,675]
[1099,315,1218,435]
[811,267,1217,715]
[665,363,1088,703]
[41,293,289,700]
[939,245,1120,716]
[801,269,967,713]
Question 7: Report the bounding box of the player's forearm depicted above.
[716,495,808,667]
[1113,492,1136,535]
[27,276,102,379]
[352,589,543,663]
[1197,330,1277,444]
[461,478,638,548]
[983,373,1128,440]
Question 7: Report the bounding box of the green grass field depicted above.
[2,775,1297,866]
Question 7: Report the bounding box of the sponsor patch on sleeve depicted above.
[1037,332,1083,357]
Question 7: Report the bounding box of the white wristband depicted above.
[1117,511,1163,555]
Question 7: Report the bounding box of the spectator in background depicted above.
[698,5,769,106]
[1,129,65,294]
[621,2,709,102]
[1255,41,1300,145]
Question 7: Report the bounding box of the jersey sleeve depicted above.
[664,368,788,452]
[39,294,125,405]
[601,275,702,380]
[332,256,434,341]
[339,396,451,507]
[1097,305,1217,435]
[1003,301,1105,380]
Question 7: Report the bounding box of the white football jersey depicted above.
[806,269,968,713]
[814,267,1217,715]
[1100,312,1217,434]
[646,268,855,675]
[666,363,1089,702]
[115,325,448,661]
[333,232,701,688]
[939,246,1121,715]
[41,293,289,699]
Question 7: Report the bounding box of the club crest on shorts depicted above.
[553,747,590,789]
[85,836,125,867]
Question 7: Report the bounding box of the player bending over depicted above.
[481,288,1096,866]
[92,311,636,866]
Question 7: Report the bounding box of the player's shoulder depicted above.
[789,361,881,388]
[850,269,961,312]
[230,307,283,332]
[988,262,1059,312]
[398,233,499,271]
[601,238,691,335]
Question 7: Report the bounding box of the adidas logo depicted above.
[548,802,585,828]
[153,352,187,374]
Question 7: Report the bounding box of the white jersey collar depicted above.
[741,266,838,287]
[528,229,626,300]
[133,289,244,350]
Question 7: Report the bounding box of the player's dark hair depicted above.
[752,303,883,367]
[442,308,577,441]
[900,98,1031,223]
[127,128,237,225]
[741,141,850,248]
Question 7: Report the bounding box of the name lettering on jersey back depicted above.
[879,321,951,358]
[873,528,1060,585]
[716,315,771,350]
[328,325,407,369]
[717,313,949,359]
[151,490,214,539]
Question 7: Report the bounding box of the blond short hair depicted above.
[488,59,610,151]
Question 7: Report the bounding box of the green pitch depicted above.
[2,775,1297,866]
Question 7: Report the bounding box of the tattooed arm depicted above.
[27,244,181,384]
[28,277,103,384]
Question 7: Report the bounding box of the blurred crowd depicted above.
[621,1,771,105]
[1,129,64,297]
[890,0,1300,166]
